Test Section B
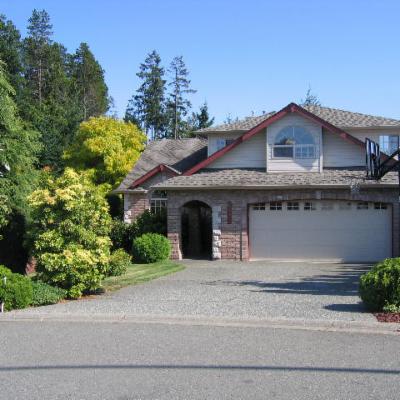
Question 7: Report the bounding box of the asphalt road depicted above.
[0,320,399,400]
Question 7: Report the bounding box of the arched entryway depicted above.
[181,201,212,259]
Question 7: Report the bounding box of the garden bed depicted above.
[374,313,400,323]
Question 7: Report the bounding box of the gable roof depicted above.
[198,104,400,133]
[115,138,207,192]
[185,102,367,176]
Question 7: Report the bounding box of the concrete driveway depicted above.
[10,261,375,323]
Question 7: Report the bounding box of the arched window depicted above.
[150,190,167,213]
[273,126,316,159]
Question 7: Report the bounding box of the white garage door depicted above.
[249,200,392,262]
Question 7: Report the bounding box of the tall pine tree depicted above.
[20,10,77,168]
[125,50,166,140]
[70,42,109,120]
[23,9,53,105]
[166,56,196,139]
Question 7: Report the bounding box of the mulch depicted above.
[374,313,400,323]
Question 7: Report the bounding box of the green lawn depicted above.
[101,260,185,292]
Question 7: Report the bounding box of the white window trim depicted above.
[272,144,316,160]
[150,190,167,214]
[216,138,235,152]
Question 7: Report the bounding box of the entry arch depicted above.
[181,200,212,259]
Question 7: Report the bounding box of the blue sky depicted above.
[2,0,400,123]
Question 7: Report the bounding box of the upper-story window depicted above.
[216,138,235,151]
[273,126,316,159]
[379,135,399,155]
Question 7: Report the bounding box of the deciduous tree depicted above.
[64,116,146,187]
[0,14,23,93]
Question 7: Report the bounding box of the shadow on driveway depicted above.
[203,264,371,297]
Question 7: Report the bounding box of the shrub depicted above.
[135,209,167,237]
[107,249,132,277]
[28,169,112,299]
[0,265,12,279]
[132,233,171,264]
[0,266,33,311]
[110,219,138,253]
[359,258,400,312]
[110,210,167,254]
[31,281,67,306]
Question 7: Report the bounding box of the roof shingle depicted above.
[197,105,400,133]
[115,138,207,192]
[153,168,398,189]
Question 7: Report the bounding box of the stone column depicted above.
[212,205,222,260]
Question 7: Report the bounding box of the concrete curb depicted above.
[1,312,399,335]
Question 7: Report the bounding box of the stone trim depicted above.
[123,193,149,223]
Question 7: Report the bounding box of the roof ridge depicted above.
[305,104,400,122]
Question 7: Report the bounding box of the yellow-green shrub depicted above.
[28,169,112,299]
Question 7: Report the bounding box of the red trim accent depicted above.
[130,164,179,189]
[183,102,369,176]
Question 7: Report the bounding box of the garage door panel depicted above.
[249,201,391,262]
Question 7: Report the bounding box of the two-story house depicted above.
[115,103,400,263]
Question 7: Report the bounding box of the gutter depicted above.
[112,188,148,195]
[152,183,398,191]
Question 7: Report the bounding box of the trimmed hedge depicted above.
[0,265,33,311]
[31,281,67,306]
[359,258,400,312]
[132,233,171,264]
[107,249,132,277]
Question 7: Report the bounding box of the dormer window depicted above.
[273,126,316,159]
[216,138,235,151]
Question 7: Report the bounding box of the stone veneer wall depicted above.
[123,192,149,223]
[166,188,399,261]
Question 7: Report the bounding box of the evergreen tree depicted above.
[23,9,53,105]
[166,56,196,139]
[193,102,214,129]
[20,10,78,168]
[0,14,23,93]
[70,42,109,120]
[224,113,239,124]
[0,61,40,231]
[126,50,167,140]
[185,102,214,136]
[301,86,321,106]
